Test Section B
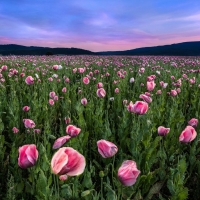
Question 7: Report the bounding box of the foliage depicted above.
[0,55,200,199]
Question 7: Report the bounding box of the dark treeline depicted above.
[0,41,200,56]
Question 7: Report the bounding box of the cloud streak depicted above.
[0,0,200,51]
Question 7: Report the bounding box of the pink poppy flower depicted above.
[83,77,90,85]
[97,139,118,158]
[188,118,198,127]
[54,96,59,101]
[18,144,38,169]
[179,126,197,143]
[115,88,119,94]
[171,90,177,97]
[139,94,152,103]
[78,68,85,73]
[156,90,162,95]
[66,125,81,137]
[147,80,156,91]
[23,106,30,112]
[158,126,170,136]
[64,117,71,124]
[23,119,36,128]
[53,136,71,149]
[12,127,19,134]
[25,76,34,85]
[48,77,53,82]
[65,78,70,83]
[145,92,151,97]
[96,88,106,98]
[1,65,7,71]
[62,87,67,93]
[34,129,40,134]
[81,98,88,105]
[52,65,59,70]
[139,67,145,73]
[176,88,181,93]
[127,101,148,115]
[97,82,103,88]
[49,91,56,98]
[59,175,68,181]
[51,147,86,176]
[20,73,25,77]
[118,160,140,186]
[49,99,54,106]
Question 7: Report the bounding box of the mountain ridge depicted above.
[0,44,96,55]
[0,41,200,56]
[97,41,200,56]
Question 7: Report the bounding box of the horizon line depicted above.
[0,40,200,53]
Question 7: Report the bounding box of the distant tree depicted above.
[46,51,53,55]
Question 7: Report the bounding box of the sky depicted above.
[0,0,200,52]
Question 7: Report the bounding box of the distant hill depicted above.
[0,41,200,56]
[97,41,200,56]
[0,44,96,55]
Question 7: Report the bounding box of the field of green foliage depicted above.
[0,55,200,200]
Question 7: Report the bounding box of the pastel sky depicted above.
[0,0,200,52]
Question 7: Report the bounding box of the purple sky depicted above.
[0,0,200,52]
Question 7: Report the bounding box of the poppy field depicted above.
[0,55,200,200]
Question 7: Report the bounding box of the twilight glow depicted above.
[0,0,200,52]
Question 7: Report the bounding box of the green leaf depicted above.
[177,187,188,200]
[93,160,102,170]
[41,154,50,172]
[36,170,47,197]
[133,190,143,200]
[167,180,175,195]
[48,134,56,139]
[82,131,89,149]
[178,158,187,174]
[36,191,46,200]
[48,175,52,186]
[25,181,33,195]
[16,182,24,193]
[104,182,117,200]
[81,190,91,197]
[82,170,93,189]
[61,185,72,198]
[61,184,69,189]
[106,190,117,200]
[145,181,164,200]
[0,119,4,133]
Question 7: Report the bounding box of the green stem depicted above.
[120,184,123,200]
[101,177,103,200]
[112,155,116,191]
[33,129,37,144]
[30,168,35,194]
[162,137,170,165]
[53,175,58,198]
[72,183,75,198]
[56,175,60,199]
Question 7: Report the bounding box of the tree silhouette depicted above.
[46,51,53,55]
